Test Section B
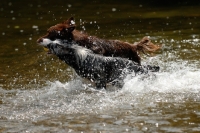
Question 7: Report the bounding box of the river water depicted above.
[1,0,200,132]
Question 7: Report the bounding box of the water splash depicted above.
[0,55,200,122]
[1,38,200,126]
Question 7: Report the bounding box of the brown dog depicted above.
[37,17,160,64]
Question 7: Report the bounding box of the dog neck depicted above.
[50,42,92,69]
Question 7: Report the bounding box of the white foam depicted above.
[123,69,200,93]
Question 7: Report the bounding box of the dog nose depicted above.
[36,38,43,44]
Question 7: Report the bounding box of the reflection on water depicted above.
[0,0,200,132]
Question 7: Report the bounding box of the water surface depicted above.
[0,0,200,132]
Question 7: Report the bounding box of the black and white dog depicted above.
[39,39,159,89]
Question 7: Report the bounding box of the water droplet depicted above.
[32,25,38,29]
[155,123,159,127]
[14,26,20,29]
[142,127,148,131]
[112,8,116,12]
[70,20,75,25]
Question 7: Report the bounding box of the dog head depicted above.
[39,38,84,56]
[39,38,92,67]
[37,17,75,44]
[39,38,64,54]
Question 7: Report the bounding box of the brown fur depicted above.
[37,17,160,64]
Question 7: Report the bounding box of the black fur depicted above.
[42,40,159,89]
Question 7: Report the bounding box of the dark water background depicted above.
[0,0,200,132]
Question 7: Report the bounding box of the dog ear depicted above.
[63,17,75,32]
[63,17,75,26]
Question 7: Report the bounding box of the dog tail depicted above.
[134,37,160,54]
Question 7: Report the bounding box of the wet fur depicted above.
[41,39,159,89]
[37,17,160,64]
